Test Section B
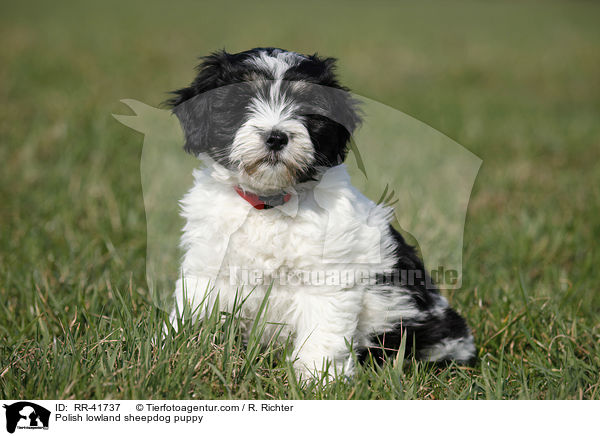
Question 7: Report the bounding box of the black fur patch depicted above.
[363,225,475,365]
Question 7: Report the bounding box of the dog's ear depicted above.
[166,50,234,155]
[319,58,362,165]
[311,55,362,136]
[331,90,362,164]
[329,84,362,138]
[290,54,362,166]
[171,93,212,156]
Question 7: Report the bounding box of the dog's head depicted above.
[167,48,361,194]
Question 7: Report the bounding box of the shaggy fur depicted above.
[167,48,476,378]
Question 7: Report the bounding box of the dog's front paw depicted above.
[291,355,354,383]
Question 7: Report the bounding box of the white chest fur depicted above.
[171,163,410,376]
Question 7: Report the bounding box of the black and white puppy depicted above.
[167,47,476,378]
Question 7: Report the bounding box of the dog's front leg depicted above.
[290,289,362,381]
[168,275,215,330]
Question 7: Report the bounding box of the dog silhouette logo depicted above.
[2,402,50,433]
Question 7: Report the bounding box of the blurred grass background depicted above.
[1,0,599,399]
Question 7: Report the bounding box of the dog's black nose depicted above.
[265,130,288,151]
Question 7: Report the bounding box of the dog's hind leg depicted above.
[362,298,476,366]
[364,225,476,365]
[405,305,476,364]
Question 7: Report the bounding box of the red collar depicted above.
[234,186,292,210]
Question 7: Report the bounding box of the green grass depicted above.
[1,0,599,399]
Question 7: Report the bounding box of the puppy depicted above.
[167,48,476,378]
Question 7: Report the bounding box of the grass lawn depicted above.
[1,0,599,399]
